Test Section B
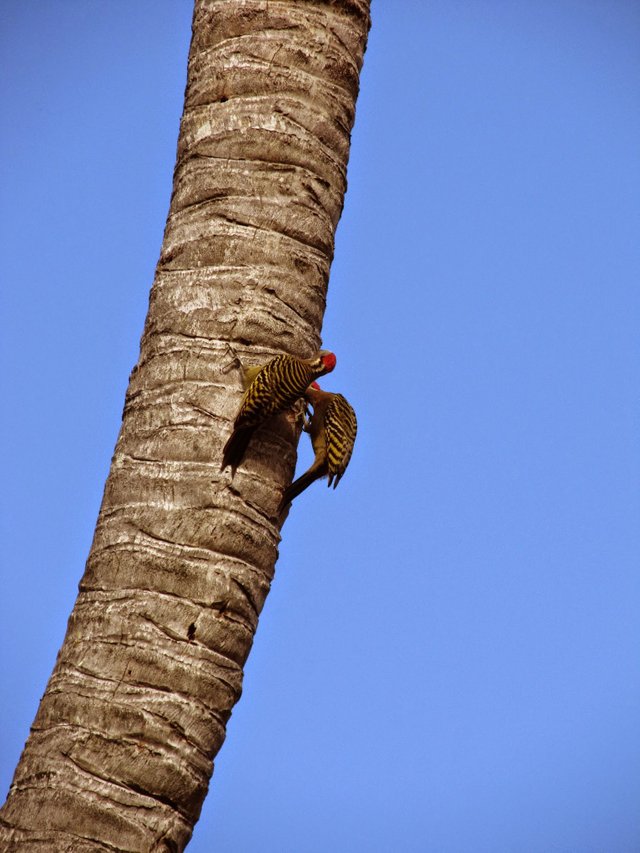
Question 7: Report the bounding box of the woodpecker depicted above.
[221,351,337,475]
[279,382,357,510]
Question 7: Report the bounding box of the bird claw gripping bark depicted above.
[301,404,313,433]
[221,350,337,475]
[279,383,357,511]
[220,341,245,375]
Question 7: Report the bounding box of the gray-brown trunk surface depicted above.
[0,1,370,850]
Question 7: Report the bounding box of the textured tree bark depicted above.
[0,1,370,851]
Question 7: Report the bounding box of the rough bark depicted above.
[0,1,370,851]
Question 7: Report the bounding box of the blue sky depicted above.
[2,2,639,851]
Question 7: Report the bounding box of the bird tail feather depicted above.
[279,468,323,512]
[221,427,253,475]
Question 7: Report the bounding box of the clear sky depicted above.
[2,2,639,851]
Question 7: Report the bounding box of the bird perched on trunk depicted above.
[279,382,357,511]
[221,351,337,475]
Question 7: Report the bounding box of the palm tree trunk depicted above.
[0,1,370,850]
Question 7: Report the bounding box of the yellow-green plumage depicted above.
[221,351,336,474]
[279,384,357,510]
[323,394,358,487]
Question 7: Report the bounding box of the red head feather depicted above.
[321,352,337,372]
